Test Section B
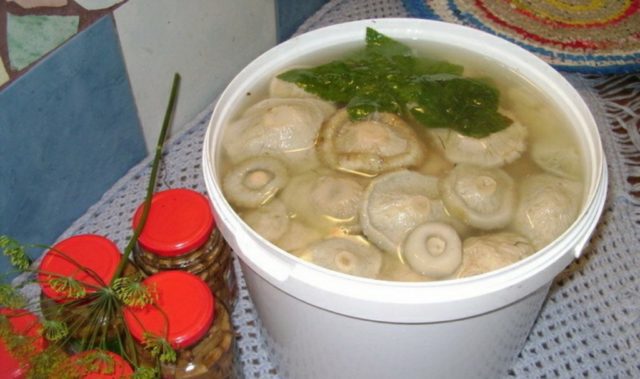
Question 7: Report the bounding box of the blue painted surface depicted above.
[0,15,146,279]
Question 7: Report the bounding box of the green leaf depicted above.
[409,76,511,137]
[364,27,412,58]
[276,28,509,138]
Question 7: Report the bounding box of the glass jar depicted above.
[37,234,136,345]
[132,188,237,310]
[0,308,47,379]
[124,270,238,379]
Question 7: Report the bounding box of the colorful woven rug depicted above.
[402,0,640,74]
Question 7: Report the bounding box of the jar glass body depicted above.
[39,260,139,350]
[135,301,239,379]
[133,229,237,309]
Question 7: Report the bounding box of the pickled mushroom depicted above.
[222,98,336,173]
[319,109,426,176]
[360,170,449,256]
[244,97,336,120]
[275,220,323,252]
[531,140,583,180]
[222,156,289,208]
[280,170,364,234]
[428,118,527,168]
[297,236,383,278]
[402,222,462,278]
[241,199,290,243]
[440,164,516,230]
[457,232,535,278]
[379,257,433,282]
[513,173,582,250]
[270,75,325,101]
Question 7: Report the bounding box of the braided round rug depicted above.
[402,0,640,74]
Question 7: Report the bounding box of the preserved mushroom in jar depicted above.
[132,188,238,310]
[124,271,238,379]
[37,234,134,347]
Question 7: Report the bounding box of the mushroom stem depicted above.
[223,156,289,208]
[402,222,462,278]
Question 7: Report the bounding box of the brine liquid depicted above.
[218,40,585,281]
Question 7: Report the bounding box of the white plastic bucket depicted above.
[202,19,607,379]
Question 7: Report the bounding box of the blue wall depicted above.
[0,16,146,278]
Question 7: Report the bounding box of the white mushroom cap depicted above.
[531,139,582,180]
[402,222,462,279]
[360,170,442,256]
[275,220,323,253]
[222,98,336,173]
[319,109,426,176]
[281,170,364,234]
[243,97,336,120]
[428,117,527,168]
[222,156,289,208]
[297,236,384,278]
[513,173,582,250]
[440,164,516,230]
[378,257,433,282]
[457,232,535,278]
[241,198,290,243]
[269,75,328,102]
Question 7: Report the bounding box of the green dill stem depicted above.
[111,73,181,285]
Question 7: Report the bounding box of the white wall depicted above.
[114,0,277,151]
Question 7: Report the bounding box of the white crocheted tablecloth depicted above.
[19,1,639,377]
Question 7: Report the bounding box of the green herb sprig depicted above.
[278,27,511,138]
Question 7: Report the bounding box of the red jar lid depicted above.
[38,235,122,302]
[71,351,133,378]
[133,189,215,257]
[124,271,215,349]
[0,309,46,379]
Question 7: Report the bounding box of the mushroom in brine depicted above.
[296,236,384,278]
[440,164,516,230]
[512,173,582,250]
[428,116,527,168]
[457,232,535,278]
[223,98,336,173]
[360,170,454,256]
[319,109,426,177]
[223,156,289,208]
[401,222,462,279]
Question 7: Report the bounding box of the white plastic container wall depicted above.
[202,19,607,379]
